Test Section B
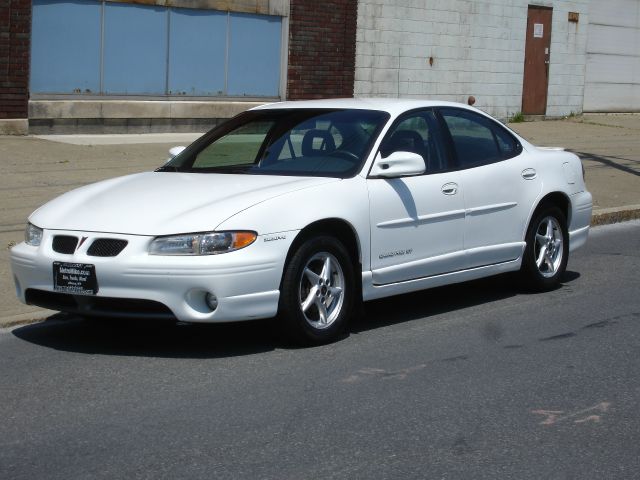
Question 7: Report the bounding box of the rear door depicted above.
[438,108,542,268]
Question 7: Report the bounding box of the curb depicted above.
[2,206,639,331]
[591,205,640,226]
[0,310,57,331]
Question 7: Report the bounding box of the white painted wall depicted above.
[584,0,640,112]
[354,0,590,119]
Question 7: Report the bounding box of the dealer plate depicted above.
[53,262,98,295]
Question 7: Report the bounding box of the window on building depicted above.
[30,0,283,98]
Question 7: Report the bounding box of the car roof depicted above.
[251,98,479,116]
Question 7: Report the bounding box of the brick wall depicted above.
[287,0,357,99]
[0,0,30,120]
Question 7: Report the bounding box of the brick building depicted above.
[0,0,30,134]
[0,0,638,134]
[1,0,358,134]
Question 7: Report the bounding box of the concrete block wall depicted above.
[545,1,590,117]
[354,0,589,119]
[0,0,30,134]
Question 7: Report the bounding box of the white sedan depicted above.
[10,99,592,344]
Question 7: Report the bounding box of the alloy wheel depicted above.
[534,216,564,278]
[298,252,345,329]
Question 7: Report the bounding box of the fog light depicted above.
[205,293,218,311]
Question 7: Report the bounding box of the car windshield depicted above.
[159,108,389,177]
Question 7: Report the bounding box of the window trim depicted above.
[435,107,523,171]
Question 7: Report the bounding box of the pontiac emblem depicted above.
[77,236,89,250]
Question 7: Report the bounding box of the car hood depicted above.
[30,172,338,235]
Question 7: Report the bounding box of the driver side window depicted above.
[380,110,448,173]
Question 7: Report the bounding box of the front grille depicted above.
[52,235,78,254]
[87,239,128,257]
[25,289,175,319]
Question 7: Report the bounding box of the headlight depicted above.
[25,223,43,246]
[149,231,257,256]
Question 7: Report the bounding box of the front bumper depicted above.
[10,230,295,322]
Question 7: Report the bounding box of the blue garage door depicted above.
[168,9,227,96]
[30,0,283,97]
[30,0,101,94]
[228,13,283,97]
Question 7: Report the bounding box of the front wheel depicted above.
[520,205,569,291]
[279,236,356,345]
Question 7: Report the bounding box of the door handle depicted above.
[522,168,537,180]
[441,182,458,195]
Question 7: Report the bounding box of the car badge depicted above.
[77,236,89,250]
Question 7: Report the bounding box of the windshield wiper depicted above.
[189,165,256,174]
[155,165,182,172]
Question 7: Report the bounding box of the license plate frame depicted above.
[53,262,99,295]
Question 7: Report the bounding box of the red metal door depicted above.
[522,6,553,115]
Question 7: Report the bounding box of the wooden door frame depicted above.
[521,5,553,115]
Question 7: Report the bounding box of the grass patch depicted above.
[509,112,525,123]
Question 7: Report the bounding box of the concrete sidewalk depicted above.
[1,114,639,327]
[510,114,640,215]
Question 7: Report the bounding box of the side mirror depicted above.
[167,146,186,162]
[370,151,425,178]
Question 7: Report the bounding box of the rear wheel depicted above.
[520,205,569,291]
[279,236,355,345]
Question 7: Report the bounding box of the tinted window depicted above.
[162,109,389,178]
[494,126,519,157]
[380,110,448,173]
[440,108,521,169]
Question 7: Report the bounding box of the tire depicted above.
[279,236,356,345]
[520,205,569,291]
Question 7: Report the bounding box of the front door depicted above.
[368,110,465,285]
[522,6,553,115]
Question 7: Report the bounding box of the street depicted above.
[1,220,639,479]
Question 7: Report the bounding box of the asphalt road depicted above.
[1,221,639,479]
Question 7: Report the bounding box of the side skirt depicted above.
[361,258,522,302]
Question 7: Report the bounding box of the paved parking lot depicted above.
[1,114,638,326]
